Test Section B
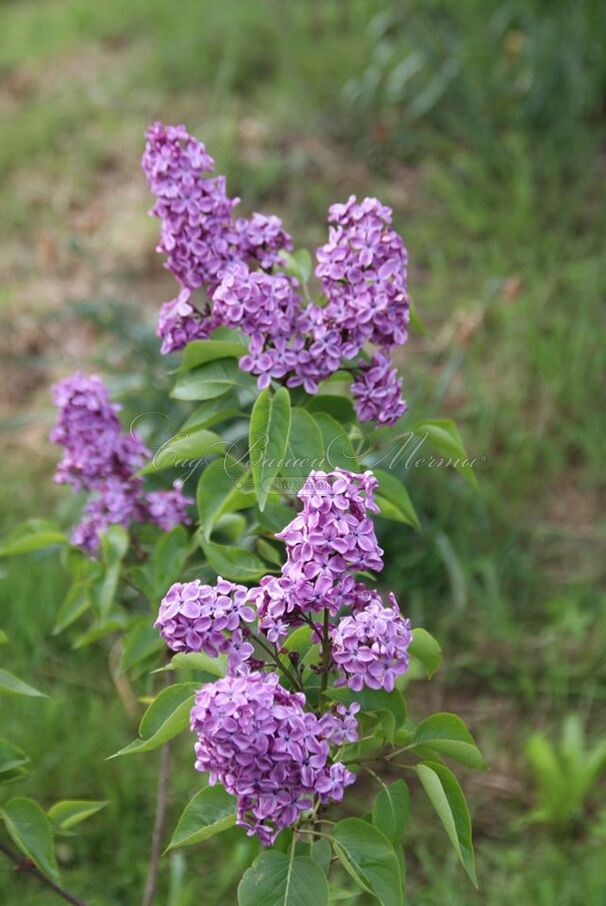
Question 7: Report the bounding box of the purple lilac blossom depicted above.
[246,469,384,643]
[246,573,358,644]
[190,672,356,844]
[143,488,194,532]
[319,703,361,745]
[70,478,141,553]
[331,592,412,692]
[212,263,334,393]
[277,469,384,577]
[351,352,407,426]
[142,123,291,354]
[52,373,192,552]
[235,213,292,270]
[144,124,409,426]
[155,288,223,355]
[155,578,255,672]
[50,373,147,491]
[142,122,240,293]
[315,195,410,355]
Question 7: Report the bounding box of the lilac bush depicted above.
[1,122,483,905]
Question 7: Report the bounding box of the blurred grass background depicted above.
[1,0,605,902]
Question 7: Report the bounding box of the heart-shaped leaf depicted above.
[413,713,485,770]
[238,849,329,906]
[109,683,199,757]
[332,817,404,905]
[166,785,235,851]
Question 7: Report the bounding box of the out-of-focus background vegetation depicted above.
[1,0,605,902]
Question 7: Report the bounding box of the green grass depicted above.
[1,0,605,901]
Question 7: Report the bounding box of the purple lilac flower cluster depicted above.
[142,123,291,354]
[332,592,412,692]
[351,352,407,425]
[151,466,411,843]
[246,469,384,643]
[213,194,412,414]
[212,263,314,390]
[316,195,409,351]
[50,373,145,490]
[190,672,356,845]
[143,124,409,424]
[155,578,255,673]
[50,373,192,552]
[246,468,411,692]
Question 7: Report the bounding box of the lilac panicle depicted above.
[50,373,147,491]
[277,468,384,577]
[245,469,383,643]
[70,478,142,553]
[190,672,356,845]
[51,372,192,552]
[332,592,412,692]
[315,194,410,355]
[144,124,410,426]
[351,352,407,426]
[142,123,291,354]
[155,578,255,672]
[143,488,194,532]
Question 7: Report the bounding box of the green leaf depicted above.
[179,339,247,372]
[416,761,477,886]
[0,519,67,558]
[308,395,355,425]
[172,359,252,401]
[255,498,294,534]
[1,797,60,884]
[281,408,324,482]
[408,298,429,336]
[313,413,359,471]
[53,580,91,635]
[152,525,191,595]
[161,651,227,678]
[119,618,164,673]
[47,800,107,831]
[109,682,199,757]
[256,538,284,567]
[408,628,442,678]
[238,849,329,906]
[197,459,256,540]
[372,780,410,845]
[374,468,421,531]
[214,513,247,542]
[413,713,485,770]
[0,739,29,781]
[200,540,270,582]
[166,786,236,851]
[332,817,404,905]
[249,387,292,511]
[294,838,332,875]
[0,669,46,698]
[0,629,7,645]
[97,525,129,619]
[72,614,128,649]
[412,419,478,489]
[142,428,224,473]
[179,392,241,432]
[279,249,313,284]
